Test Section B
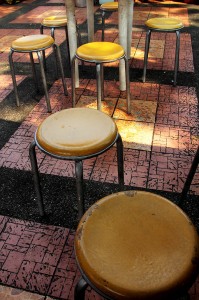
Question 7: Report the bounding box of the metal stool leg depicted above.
[29,141,45,216]
[101,11,106,41]
[96,63,102,111]
[142,29,151,83]
[74,278,88,300]
[179,146,199,206]
[75,160,84,220]
[51,28,59,79]
[9,49,20,106]
[54,43,68,96]
[116,133,124,188]
[37,51,52,113]
[124,56,131,114]
[29,52,39,93]
[174,30,180,86]
[101,63,104,101]
[40,25,47,71]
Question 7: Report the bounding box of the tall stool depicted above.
[9,34,67,113]
[72,41,131,113]
[74,191,199,300]
[40,15,82,63]
[29,107,124,220]
[142,18,184,86]
[100,2,118,41]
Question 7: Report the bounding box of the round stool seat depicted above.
[100,2,118,10]
[76,42,124,62]
[75,191,199,299]
[11,34,54,51]
[41,15,67,27]
[145,17,184,30]
[36,108,118,157]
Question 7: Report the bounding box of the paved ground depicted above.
[0,0,198,299]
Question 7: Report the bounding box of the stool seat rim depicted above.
[145,17,184,30]
[36,107,118,157]
[11,34,54,51]
[100,2,118,10]
[75,190,199,299]
[76,42,125,62]
[41,15,67,27]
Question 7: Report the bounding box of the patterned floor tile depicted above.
[0,285,45,299]
[75,94,117,116]
[114,98,157,122]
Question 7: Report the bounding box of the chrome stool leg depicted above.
[40,25,47,71]
[101,10,106,41]
[29,52,39,93]
[142,29,151,83]
[75,160,84,220]
[9,49,20,107]
[72,56,76,107]
[37,51,52,112]
[174,30,180,86]
[96,63,103,111]
[54,43,68,96]
[74,278,88,300]
[124,56,131,114]
[29,141,45,216]
[116,134,124,188]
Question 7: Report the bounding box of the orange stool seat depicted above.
[29,108,124,220]
[72,42,130,113]
[9,34,67,112]
[41,15,67,27]
[142,17,184,86]
[75,191,199,299]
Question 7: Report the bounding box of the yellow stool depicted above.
[100,2,118,41]
[142,18,184,86]
[29,107,124,220]
[74,191,199,299]
[9,34,67,112]
[72,41,131,113]
[40,15,82,63]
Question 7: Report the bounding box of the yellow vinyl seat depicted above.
[72,41,131,113]
[74,190,199,300]
[40,15,82,63]
[29,107,124,220]
[142,17,184,86]
[100,2,118,41]
[9,34,67,112]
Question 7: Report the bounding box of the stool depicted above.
[142,18,184,86]
[29,107,124,220]
[100,2,118,41]
[40,15,82,63]
[72,41,131,113]
[9,34,67,113]
[74,191,199,300]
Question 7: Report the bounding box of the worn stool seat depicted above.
[75,191,199,300]
[41,15,67,27]
[76,41,124,61]
[36,107,118,157]
[11,34,54,51]
[29,108,124,220]
[9,34,67,112]
[100,2,118,41]
[142,17,184,86]
[72,42,130,113]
